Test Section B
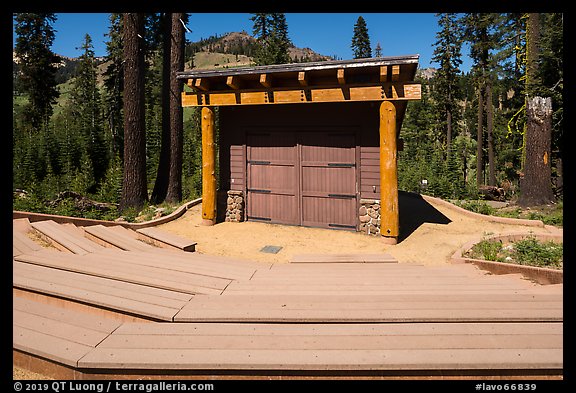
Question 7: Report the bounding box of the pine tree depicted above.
[460,13,500,188]
[431,13,463,160]
[13,13,60,131]
[120,13,148,212]
[102,13,124,158]
[250,13,291,65]
[69,34,109,190]
[351,16,371,59]
[166,12,187,203]
[374,42,382,57]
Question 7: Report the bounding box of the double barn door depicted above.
[246,131,357,230]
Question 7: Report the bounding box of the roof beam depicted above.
[391,65,400,82]
[226,75,243,90]
[259,73,272,88]
[379,66,388,83]
[337,68,346,85]
[182,82,421,107]
[298,71,308,86]
[194,78,210,91]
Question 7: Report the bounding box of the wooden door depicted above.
[299,132,357,230]
[246,132,299,225]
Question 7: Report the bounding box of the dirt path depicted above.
[157,195,559,266]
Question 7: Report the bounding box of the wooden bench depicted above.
[14,249,233,296]
[84,225,157,251]
[13,231,43,257]
[137,227,197,252]
[30,220,105,255]
[13,295,122,368]
[14,260,194,321]
[78,320,563,374]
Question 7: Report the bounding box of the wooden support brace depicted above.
[259,73,272,88]
[201,107,217,225]
[391,65,400,82]
[226,75,242,90]
[379,66,388,83]
[194,78,210,91]
[337,68,346,85]
[298,71,308,86]
[379,101,399,244]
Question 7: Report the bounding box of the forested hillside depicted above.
[12,13,563,223]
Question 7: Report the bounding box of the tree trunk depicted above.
[476,83,484,187]
[446,106,452,160]
[518,96,554,207]
[486,80,496,186]
[150,13,173,204]
[166,13,185,203]
[120,13,147,212]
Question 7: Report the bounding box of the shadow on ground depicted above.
[398,191,451,243]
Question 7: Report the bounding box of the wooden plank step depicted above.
[99,330,562,350]
[110,321,563,337]
[136,227,197,252]
[30,220,102,254]
[13,218,33,233]
[14,262,191,321]
[84,225,156,251]
[290,253,397,263]
[90,250,257,282]
[13,231,43,257]
[15,262,193,306]
[13,296,121,367]
[14,252,229,295]
[79,347,562,371]
[174,303,562,323]
[204,292,564,304]
[13,295,122,333]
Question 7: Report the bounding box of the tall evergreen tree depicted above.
[374,42,382,57]
[431,13,463,159]
[13,13,60,131]
[250,13,290,65]
[69,34,109,190]
[102,13,124,159]
[461,13,499,187]
[120,13,148,211]
[351,16,371,59]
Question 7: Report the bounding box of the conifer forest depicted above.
[12,13,564,222]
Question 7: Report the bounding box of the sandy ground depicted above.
[157,194,559,266]
[13,194,561,379]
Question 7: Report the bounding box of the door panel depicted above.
[246,132,299,225]
[299,132,357,229]
[246,130,357,230]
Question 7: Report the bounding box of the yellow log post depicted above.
[201,106,216,225]
[379,101,399,244]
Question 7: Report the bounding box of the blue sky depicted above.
[14,13,473,71]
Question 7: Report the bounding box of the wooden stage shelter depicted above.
[177,56,421,244]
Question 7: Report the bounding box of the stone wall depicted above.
[359,199,381,236]
[225,190,244,222]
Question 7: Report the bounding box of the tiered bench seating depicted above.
[136,227,197,252]
[79,321,562,375]
[14,261,194,321]
[12,218,564,379]
[30,220,106,254]
[13,296,122,369]
[83,225,157,251]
